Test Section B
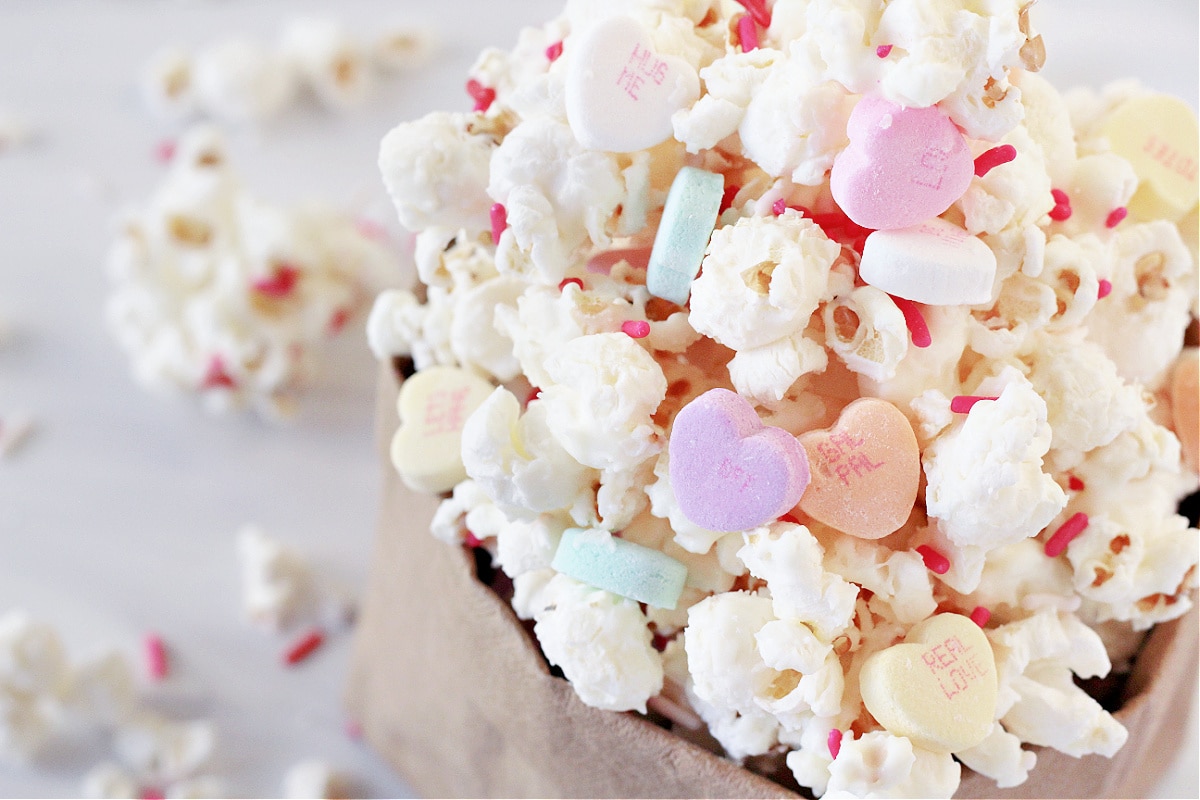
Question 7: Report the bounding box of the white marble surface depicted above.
[0,0,1195,797]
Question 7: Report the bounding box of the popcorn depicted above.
[106,126,395,418]
[236,526,354,632]
[192,38,299,125]
[282,759,354,799]
[376,1,1200,796]
[279,18,372,110]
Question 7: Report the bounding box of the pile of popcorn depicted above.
[106,125,397,419]
[141,17,437,126]
[368,0,1199,797]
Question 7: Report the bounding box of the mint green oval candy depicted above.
[550,528,689,610]
[646,166,724,305]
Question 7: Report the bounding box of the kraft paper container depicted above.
[347,362,1199,799]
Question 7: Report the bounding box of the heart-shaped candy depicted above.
[669,388,810,532]
[830,95,973,230]
[565,16,700,153]
[1100,94,1198,221]
[1172,348,1198,473]
[391,365,494,494]
[858,217,997,306]
[859,613,997,753]
[796,398,919,539]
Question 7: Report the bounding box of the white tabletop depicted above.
[0,1,1195,797]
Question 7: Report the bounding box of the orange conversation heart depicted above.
[795,397,919,539]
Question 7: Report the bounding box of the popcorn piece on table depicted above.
[282,759,354,799]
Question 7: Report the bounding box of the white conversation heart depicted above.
[391,365,493,494]
[565,16,699,153]
[859,217,997,306]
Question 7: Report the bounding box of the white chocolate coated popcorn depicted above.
[375,1,1200,796]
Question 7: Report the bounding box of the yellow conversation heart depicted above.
[391,365,493,494]
[859,613,997,753]
[1101,94,1199,222]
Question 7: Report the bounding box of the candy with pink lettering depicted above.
[859,217,996,306]
[859,613,998,753]
[669,388,810,532]
[796,398,920,539]
[830,96,973,230]
[391,365,494,493]
[564,16,700,153]
[1100,94,1198,221]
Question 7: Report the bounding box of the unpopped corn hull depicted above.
[346,362,1198,799]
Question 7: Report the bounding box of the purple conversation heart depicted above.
[669,388,811,532]
[830,95,973,231]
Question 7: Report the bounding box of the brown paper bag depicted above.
[347,363,1199,799]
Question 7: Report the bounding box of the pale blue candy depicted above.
[646,166,724,305]
[550,527,688,610]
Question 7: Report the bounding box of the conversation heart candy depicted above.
[1171,347,1198,473]
[551,527,689,609]
[390,365,493,493]
[859,217,996,306]
[830,95,973,230]
[859,613,997,753]
[646,167,724,305]
[565,16,700,153]
[796,398,919,539]
[1100,94,1198,222]
[669,388,810,532]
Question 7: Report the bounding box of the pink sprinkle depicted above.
[154,140,176,163]
[875,44,893,58]
[344,720,363,740]
[737,14,759,51]
[1067,474,1085,491]
[1044,512,1089,557]
[950,395,999,414]
[251,264,301,298]
[889,295,931,348]
[1097,278,1113,299]
[545,40,564,62]
[828,729,843,759]
[916,544,950,575]
[969,606,992,628]
[463,530,483,548]
[621,320,651,339]
[973,144,1017,178]
[489,202,508,245]
[1105,206,1128,228]
[283,628,326,666]
[1048,188,1072,221]
[328,308,350,334]
[465,78,496,113]
[143,633,168,682]
[720,184,741,213]
[558,277,584,292]
[201,356,236,390]
[140,790,165,800]
[733,0,771,27]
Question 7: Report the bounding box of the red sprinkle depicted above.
[328,308,350,334]
[736,14,759,51]
[558,277,584,292]
[1105,206,1128,228]
[489,202,508,245]
[344,720,363,740]
[621,320,651,339]
[875,44,893,58]
[463,530,483,548]
[545,41,564,62]
[526,386,542,404]
[771,197,788,216]
[969,606,992,628]
[1044,512,1089,557]
[778,513,803,525]
[973,144,1017,178]
[201,356,236,390]
[283,628,326,666]
[828,729,843,759]
[251,264,301,298]
[720,184,741,213]
[916,544,950,575]
[1067,474,1086,491]
[889,295,931,348]
[154,140,176,163]
[733,0,772,28]
[950,395,999,414]
[1048,188,1072,221]
[1097,278,1113,299]
[143,633,168,682]
[140,790,165,800]
[465,78,496,113]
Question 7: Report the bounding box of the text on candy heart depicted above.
[422,387,472,437]
[919,634,991,702]
[1142,134,1198,181]
[616,43,669,101]
[811,430,886,487]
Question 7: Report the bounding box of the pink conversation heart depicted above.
[669,388,810,532]
[830,95,973,230]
